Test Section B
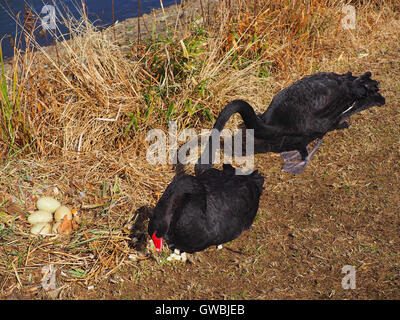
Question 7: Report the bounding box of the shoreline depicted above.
[2,0,208,70]
[104,0,208,48]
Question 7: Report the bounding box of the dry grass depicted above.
[0,0,399,299]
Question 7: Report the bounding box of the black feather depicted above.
[148,165,264,253]
[196,71,385,174]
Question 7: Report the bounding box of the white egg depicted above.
[52,221,61,234]
[36,197,61,213]
[54,206,72,222]
[28,210,53,224]
[30,222,52,235]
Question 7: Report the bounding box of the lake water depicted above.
[0,0,180,59]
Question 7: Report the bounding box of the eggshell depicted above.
[36,197,61,213]
[30,222,52,235]
[181,252,187,262]
[52,221,61,234]
[54,206,72,222]
[28,210,53,224]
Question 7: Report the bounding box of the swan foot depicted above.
[282,139,323,175]
[282,160,309,175]
[280,150,302,161]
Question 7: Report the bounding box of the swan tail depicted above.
[340,71,386,119]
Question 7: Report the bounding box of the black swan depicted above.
[148,164,264,253]
[196,71,386,175]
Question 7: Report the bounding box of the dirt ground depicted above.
[0,1,399,300]
[2,90,398,300]
[88,122,400,300]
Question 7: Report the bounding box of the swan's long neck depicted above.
[195,100,264,174]
[213,100,262,131]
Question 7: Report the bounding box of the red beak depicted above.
[152,232,163,252]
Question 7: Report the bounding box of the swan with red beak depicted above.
[148,164,264,254]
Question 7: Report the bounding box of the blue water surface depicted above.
[0,0,180,59]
